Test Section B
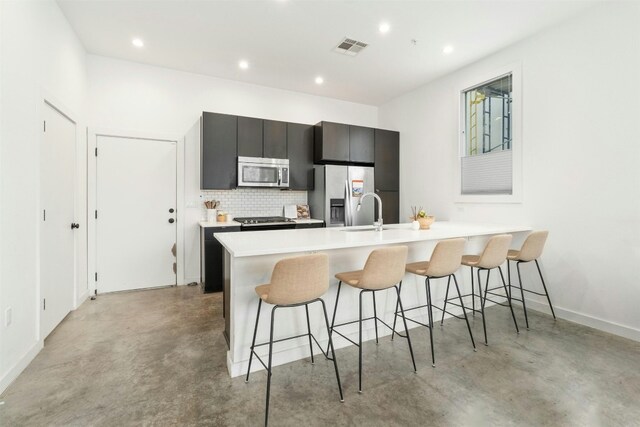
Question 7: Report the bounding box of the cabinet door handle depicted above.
[168,218,175,224]
[169,208,175,213]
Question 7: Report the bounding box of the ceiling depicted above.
[57,0,597,105]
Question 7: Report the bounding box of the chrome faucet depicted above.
[357,192,383,231]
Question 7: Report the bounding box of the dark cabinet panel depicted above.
[315,121,350,163]
[295,221,325,229]
[201,112,237,189]
[200,226,241,294]
[374,129,400,192]
[349,125,375,164]
[237,116,263,157]
[287,122,314,190]
[375,190,399,224]
[264,120,287,159]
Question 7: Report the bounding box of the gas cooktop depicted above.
[234,216,295,225]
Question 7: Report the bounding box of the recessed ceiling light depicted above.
[443,45,454,55]
[379,22,390,34]
[132,38,144,48]
[239,60,249,70]
[315,76,324,85]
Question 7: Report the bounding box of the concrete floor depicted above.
[1,286,639,426]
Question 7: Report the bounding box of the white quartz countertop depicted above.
[215,221,532,257]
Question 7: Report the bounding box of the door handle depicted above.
[168,218,175,224]
[71,223,80,229]
[169,208,175,213]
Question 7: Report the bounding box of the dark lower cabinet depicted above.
[201,225,241,294]
[201,112,237,189]
[264,120,287,159]
[295,221,325,229]
[375,190,399,224]
[287,122,314,190]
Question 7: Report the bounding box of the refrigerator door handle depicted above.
[344,179,352,226]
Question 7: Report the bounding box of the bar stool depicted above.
[443,234,519,345]
[507,230,556,329]
[398,238,475,367]
[245,253,343,427]
[328,246,416,393]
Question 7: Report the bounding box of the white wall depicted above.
[87,55,378,283]
[0,0,87,392]
[379,2,640,340]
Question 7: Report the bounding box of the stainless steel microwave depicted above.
[237,156,289,188]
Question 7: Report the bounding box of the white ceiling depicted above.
[57,0,597,105]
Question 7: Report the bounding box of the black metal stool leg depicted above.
[245,298,262,382]
[391,281,403,341]
[478,268,488,345]
[515,262,529,329]
[498,267,519,334]
[319,299,344,402]
[425,277,436,367]
[326,281,342,354]
[535,260,557,320]
[264,306,277,427]
[471,266,476,317]
[453,274,476,350]
[440,275,451,326]
[395,284,417,372]
[372,292,379,344]
[358,290,364,393]
[507,260,512,299]
[305,304,315,364]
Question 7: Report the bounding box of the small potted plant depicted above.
[410,206,435,230]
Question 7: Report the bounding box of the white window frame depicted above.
[454,62,523,203]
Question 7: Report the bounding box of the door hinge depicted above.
[95,210,98,219]
[43,298,46,310]
[95,272,98,282]
[43,121,46,132]
[43,209,46,221]
[95,147,98,157]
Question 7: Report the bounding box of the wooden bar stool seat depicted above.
[328,245,417,393]
[399,238,475,367]
[245,253,343,426]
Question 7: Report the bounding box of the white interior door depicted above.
[96,136,177,293]
[40,102,76,338]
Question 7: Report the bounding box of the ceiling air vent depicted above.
[334,37,368,56]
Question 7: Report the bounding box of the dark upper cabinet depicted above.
[237,116,263,157]
[349,125,375,164]
[201,112,237,189]
[287,122,314,190]
[375,190,399,224]
[374,129,400,191]
[263,120,287,159]
[315,121,350,163]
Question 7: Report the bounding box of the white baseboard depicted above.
[75,289,90,308]
[524,300,640,342]
[0,339,44,394]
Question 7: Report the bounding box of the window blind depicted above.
[461,150,512,195]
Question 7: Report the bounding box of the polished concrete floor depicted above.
[1,285,639,426]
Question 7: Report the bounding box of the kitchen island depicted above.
[216,222,531,377]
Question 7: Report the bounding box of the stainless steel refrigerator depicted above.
[309,165,375,227]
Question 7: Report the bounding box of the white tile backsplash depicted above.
[201,188,307,218]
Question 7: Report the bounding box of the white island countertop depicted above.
[215,221,532,258]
